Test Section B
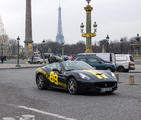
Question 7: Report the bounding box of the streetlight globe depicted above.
[17,36,20,41]
[120,38,123,42]
[136,34,140,42]
[80,22,84,33]
[106,34,110,40]
[93,22,97,28]
[42,40,45,43]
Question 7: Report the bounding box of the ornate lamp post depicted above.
[106,34,110,53]
[42,40,46,65]
[61,43,64,61]
[80,0,97,53]
[16,36,21,67]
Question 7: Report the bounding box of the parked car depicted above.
[28,57,44,64]
[115,54,135,72]
[71,54,116,72]
[78,53,116,65]
[48,55,62,63]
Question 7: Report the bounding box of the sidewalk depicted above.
[0,64,43,70]
[0,63,141,72]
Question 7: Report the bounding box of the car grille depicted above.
[95,82,116,88]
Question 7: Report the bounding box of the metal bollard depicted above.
[128,74,135,85]
[21,115,35,120]
[2,117,15,120]
[115,73,119,83]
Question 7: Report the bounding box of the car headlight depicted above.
[111,72,116,79]
[79,73,90,80]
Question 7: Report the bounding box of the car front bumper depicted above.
[77,81,118,93]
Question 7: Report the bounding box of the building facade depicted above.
[131,36,141,56]
[0,16,9,56]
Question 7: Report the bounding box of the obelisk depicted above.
[24,0,33,63]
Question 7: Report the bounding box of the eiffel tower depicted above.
[56,1,64,44]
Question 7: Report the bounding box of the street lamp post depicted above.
[80,0,97,53]
[42,40,46,65]
[62,43,64,61]
[136,34,140,55]
[106,34,110,53]
[120,38,123,54]
[0,34,4,64]
[0,43,3,64]
[16,36,21,67]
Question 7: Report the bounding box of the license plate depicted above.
[101,88,112,92]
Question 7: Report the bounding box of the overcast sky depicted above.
[0,0,141,46]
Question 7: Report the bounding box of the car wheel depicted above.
[36,74,49,90]
[67,77,78,95]
[118,66,125,72]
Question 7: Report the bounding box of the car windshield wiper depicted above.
[66,69,74,71]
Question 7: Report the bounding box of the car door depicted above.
[50,63,66,88]
[86,56,106,70]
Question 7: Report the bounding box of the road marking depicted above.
[17,105,77,120]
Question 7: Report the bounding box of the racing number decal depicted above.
[49,72,59,85]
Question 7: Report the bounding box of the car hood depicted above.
[72,69,116,82]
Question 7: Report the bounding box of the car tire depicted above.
[117,66,125,72]
[36,74,49,90]
[67,77,78,95]
[124,69,129,72]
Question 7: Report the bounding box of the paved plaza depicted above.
[0,68,141,120]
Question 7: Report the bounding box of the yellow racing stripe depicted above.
[83,70,108,79]
[84,70,103,79]
[97,72,108,79]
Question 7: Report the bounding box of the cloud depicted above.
[0,0,141,46]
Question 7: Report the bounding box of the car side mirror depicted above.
[52,68,61,73]
[99,61,103,64]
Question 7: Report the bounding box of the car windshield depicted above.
[62,61,95,71]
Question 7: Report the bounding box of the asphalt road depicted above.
[0,69,141,120]
[135,59,141,65]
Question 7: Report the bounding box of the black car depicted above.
[35,61,118,95]
[71,54,116,72]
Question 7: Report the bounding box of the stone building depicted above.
[0,16,9,56]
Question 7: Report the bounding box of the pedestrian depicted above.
[1,56,4,64]
[31,56,34,64]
